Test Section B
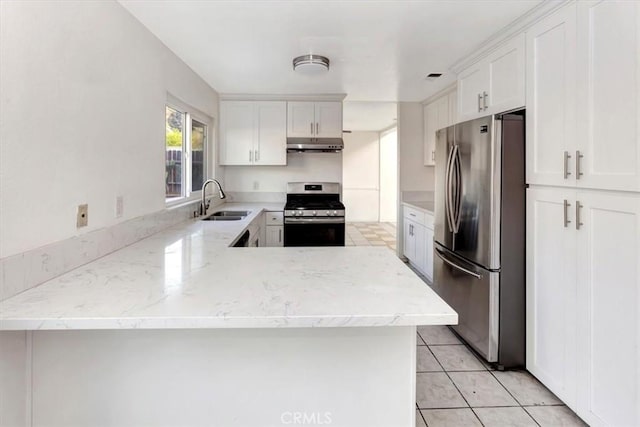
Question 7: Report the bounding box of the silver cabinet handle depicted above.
[255,149,259,162]
[435,248,482,280]
[576,201,583,230]
[310,122,314,135]
[483,91,488,110]
[316,122,319,134]
[563,151,572,179]
[477,93,482,112]
[563,199,572,228]
[249,150,253,163]
[576,150,584,179]
[278,228,282,243]
[431,150,435,161]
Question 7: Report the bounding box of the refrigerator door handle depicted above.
[445,145,455,232]
[449,144,462,234]
[435,248,482,280]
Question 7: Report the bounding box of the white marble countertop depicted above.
[402,201,435,214]
[0,203,456,330]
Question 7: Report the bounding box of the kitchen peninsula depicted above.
[0,204,457,427]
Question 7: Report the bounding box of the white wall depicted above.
[342,132,380,222]
[397,102,434,193]
[379,128,398,223]
[223,153,342,195]
[0,0,220,258]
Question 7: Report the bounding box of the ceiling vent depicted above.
[425,73,443,81]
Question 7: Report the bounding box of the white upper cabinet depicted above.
[527,1,640,191]
[219,101,255,166]
[286,102,316,138]
[457,63,488,121]
[447,90,458,126]
[457,34,525,122]
[526,4,577,187]
[314,102,343,138]
[219,101,286,166]
[575,0,640,192]
[254,102,287,165]
[423,90,455,166]
[287,101,342,138]
[423,102,438,166]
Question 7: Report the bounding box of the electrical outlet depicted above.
[115,196,123,218]
[253,181,259,190]
[77,204,88,228]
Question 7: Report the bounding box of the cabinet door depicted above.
[254,101,286,166]
[423,226,434,282]
[526,187,578,407]
[266,226,284,247]
[575,191,640,427]
[457,63,488,122]
[485,33,525,114]
[448,90,458,126]
[403,220,415,262]
[287,102,315,137]
[436,96,449,132]
[423,102,438,166]
[525,4,577,186]
[413,223,426,275]
[576,1,640,192]
[219,101,254,165]
[315,102,343,138]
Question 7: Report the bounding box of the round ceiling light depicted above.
[293,54,330,74]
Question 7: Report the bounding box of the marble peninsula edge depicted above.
[0,202,457,331]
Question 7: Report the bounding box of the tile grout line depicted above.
[417,336,486,427]
[487,369,542,426]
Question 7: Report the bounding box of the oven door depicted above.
[284,217,345,247]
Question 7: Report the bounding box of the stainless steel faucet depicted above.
[200,179,226,216]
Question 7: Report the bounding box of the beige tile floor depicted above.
[415,327,587,426]
[346,222,397,251]
[347,222,587,427]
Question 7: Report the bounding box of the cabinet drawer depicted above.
[266,211,284,224]
[403,206,426,225]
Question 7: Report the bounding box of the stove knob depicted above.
[312,211,317,216]
[326,211,331,216]
[333,210,338,215]
[297,211,303,216]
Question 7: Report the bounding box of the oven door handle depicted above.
[285,217,345,224]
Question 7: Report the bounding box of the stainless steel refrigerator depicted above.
[432,111,525,369]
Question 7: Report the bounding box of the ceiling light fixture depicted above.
[293,54,330,74]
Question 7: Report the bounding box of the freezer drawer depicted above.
[432,243,499,362]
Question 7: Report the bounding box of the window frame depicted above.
[165,96,214,207]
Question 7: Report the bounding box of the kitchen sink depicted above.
[210,211,250,217]
[201,210,250,221]
[202,216,244,221]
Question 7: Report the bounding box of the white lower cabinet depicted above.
[265,226,283,247]
[403,206,434,281]
[527,186,640,425]
[264,211,284,247]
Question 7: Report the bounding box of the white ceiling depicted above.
[119,0,541,102]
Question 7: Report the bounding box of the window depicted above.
[165,104,210,203]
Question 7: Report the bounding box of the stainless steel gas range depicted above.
[283,182,346,247]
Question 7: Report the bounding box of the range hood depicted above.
[286,138,343,153]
